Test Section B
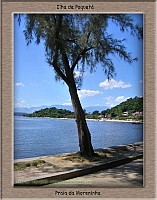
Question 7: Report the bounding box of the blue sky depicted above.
[14,14,143,109]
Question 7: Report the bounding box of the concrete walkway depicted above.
[45,158,143,188]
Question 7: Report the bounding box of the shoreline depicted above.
[16,116,143,123]
[99,119,143,123]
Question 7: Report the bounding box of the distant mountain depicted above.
[14,112,27,116]
[53,105,73,111]
[14,105,74,114]
[14,106,49,114]
[85,106,109,113]
[14,105,109,114]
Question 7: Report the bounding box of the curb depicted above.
[14,154,143,186]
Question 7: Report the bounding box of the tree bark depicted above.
[68,78,94,157]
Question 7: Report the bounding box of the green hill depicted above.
[24,96,143,120]
[101,96,143,120]
[25,107,75,118]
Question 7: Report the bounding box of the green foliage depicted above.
[18,14,142,89]
[25,107,75,118]
[92,110,100,115]
[31,160,46,167]
[101,96,143,119]
[14,159,46,171]
[14,159,59,172]
[24,96,143,120]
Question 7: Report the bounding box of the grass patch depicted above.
[62,152,88,162]
[61,151,111,163]
[14,162,29,171]
[31,159,46,167]
[59,147,127,163]
[14,159,58,171]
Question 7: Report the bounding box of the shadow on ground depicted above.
[45,158,143,188]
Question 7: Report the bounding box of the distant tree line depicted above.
[25,107,75,118]
[24,96,143,120]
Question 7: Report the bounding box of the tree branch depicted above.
[52,15,70,85]
[55,15,72,79]
[52,55,69,85]
[59,45,71,78]
[86,32,91,46]
[71,46,94,72]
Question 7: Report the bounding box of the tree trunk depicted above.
[68,80,94,157]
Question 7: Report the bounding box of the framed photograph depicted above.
[1,0,156,199]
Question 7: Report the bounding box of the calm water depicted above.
[14,116,143,159]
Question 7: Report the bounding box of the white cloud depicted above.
[105,102,115,108]
[78,89,102,99]
[104,96,115,108]
[105,96,114,101]
[15,98,30,107]
[115,96,130,103]
[62,102,72,106]
[99,79,131,90]
[15,82,25,87]
[104,96,130,108]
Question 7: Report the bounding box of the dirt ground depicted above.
[14,142,143,184]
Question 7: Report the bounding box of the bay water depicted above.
[14,116,143,159]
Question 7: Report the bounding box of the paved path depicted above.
[45,158,143,188]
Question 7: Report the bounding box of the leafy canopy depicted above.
[18,14,142,89]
